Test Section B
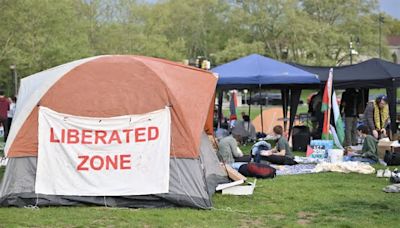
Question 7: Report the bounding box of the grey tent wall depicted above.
[386,86,397,136]
[289,89,302,138]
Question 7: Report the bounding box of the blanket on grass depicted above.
[314,161,375,174]
[383,183,400,193]
[272,164,317,176]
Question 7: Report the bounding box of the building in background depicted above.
[387,35,400,64]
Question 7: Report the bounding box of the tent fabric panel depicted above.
[5,56,101,155]
[139,57,217,156]
[0,156,214,209]
[199,133,229,195]
[7,56,217,158]
[7,57,173,157]
[217,75,319,85]
[213,54,319,86]
[0,157,36,197]
[5,107,39,157]
[204,94,215,135]
[290,58,400,88]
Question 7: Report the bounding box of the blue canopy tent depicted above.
[212,54,320,136]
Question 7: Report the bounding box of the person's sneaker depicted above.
[384,169,392,178]
[376,169,384,177]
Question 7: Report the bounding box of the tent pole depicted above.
[217,90,223,128]
[289,89,302,138]
[259,84,264,133]
[386,86,397,138]
[248,89,252,116]
[248,89,252,131]
[281,88,288,132]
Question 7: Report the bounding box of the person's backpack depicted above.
[384,150,400,166]
[256,132,267,139]
[390,170,400,184]
[238,162,276,179]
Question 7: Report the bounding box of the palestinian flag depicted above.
[332,90,345,146]
[321,69,333,140]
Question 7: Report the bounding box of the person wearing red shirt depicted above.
[0,90,10,142]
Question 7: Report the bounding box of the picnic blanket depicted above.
[383,183,400,193]
[272,164,318,176]
[294,156,328,164]
[314,161,375,174]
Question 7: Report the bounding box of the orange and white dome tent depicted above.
[0,55,227,208]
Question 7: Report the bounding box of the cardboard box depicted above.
[222,180,256,195]
[377,141,393,159]
[223,164,247,181]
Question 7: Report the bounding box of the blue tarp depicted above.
[212,54,320,87]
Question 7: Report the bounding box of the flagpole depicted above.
[322,68,334,139]
[327,69,333,139]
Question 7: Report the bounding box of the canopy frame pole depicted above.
[217,90,223,128]
[259,84,264,133]
[248,89,252,131]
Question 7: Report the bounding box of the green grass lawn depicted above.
[1,89,400,227]
[0,161,399,227]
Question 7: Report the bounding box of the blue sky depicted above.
[380,0,400,19]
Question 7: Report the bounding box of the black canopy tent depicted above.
[291,58,400,135]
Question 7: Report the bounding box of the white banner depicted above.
[35,106,171,196]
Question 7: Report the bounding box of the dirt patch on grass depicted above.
[271,214,286,220]
[297,211,317,225]
[297,219,311,225]
[239,218,263,227]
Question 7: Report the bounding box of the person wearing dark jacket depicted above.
[345,125,379,164]
[363,95,389,139]
[340,89,362,146]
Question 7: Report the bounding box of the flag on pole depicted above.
[330,124,344,149]
[321,69,333,140]
[332,90,345,145]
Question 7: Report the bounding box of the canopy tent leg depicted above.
[259,84,264,133]
[386,86,397,138]
[360,88,369,112]
[281,88,289,132]
[248,90,252,131]
[217,90,223,128]
[289,89,302,138]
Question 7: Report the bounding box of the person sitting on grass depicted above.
[231,114,256,144]
[254,125,297,165]
[344,125,378,164]
[217,129,243,165]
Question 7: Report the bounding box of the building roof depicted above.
[387,35,400,46]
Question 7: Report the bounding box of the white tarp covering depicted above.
[35,106,171,196]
